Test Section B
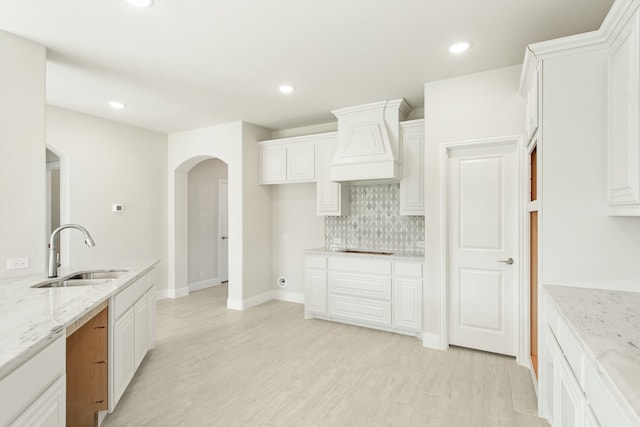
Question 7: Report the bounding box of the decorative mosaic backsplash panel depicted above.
[325,184,425,254]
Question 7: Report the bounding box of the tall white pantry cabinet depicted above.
[523,0,640,425]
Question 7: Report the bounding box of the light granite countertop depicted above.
[544,285,640,421]
[0,259,159,380]
[305,247,424,261]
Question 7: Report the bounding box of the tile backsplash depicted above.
[325,183,425,254]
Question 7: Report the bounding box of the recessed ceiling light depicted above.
[109,101,126,110]
[449,41,471,54]
[125,0,154,8]
[279,84,295,94]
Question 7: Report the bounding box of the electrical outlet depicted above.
[282,233,288,243]
[7,257,29,270]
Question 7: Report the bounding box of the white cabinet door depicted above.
[399,120,425,215]
[557,354,585,427]
[525,67,539,141]
[9,376,65,427]
[585,406,601,427]
[134,295,149,370]
[542,327,559,424]
[393,277,422,331]
[304,268,327,315]
[608,10,640,215]
[316,140,349,216]
[147,286,157,350]
[260,146,287,184]
[113,307,135,405]
[287,144,316,182]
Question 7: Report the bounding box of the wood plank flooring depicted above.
[102,284,549,427]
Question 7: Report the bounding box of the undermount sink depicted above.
[33,278,116,288]
[31,269,129,288]
[65,269,129,280]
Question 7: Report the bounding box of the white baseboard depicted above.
[189,277,220,292]
[422,332,446,350]
[227,289,303,310]
[227,298,243,311]
[157,286,189,300]
[272,290,304,304]
[242,291,273,309]
[226,291,271,311]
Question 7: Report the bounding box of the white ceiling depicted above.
[0,0,614,134]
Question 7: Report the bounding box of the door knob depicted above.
[498,257,514,265]
[221,236,228,240]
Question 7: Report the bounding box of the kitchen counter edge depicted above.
[0,259,159,380]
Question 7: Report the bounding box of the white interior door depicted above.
[448,141,518,356]
[218,180,229,282]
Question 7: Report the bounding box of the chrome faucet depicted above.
[48,224,95,278]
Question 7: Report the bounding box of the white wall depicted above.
[187,158,228,286]
[542,49,640,291]
[46,106,168,291]
[168,121,273,307]
[271,183,324,300]
[423,65,525,347]
[0,31,46,277]
[241,122,275,301]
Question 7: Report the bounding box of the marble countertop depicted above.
[305,247,424,261]
[0,259,159,380]
[544,285,640,420]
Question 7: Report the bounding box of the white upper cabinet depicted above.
[316,136,349,216]
[525,64,540,141]
[608,8,640,215]
[260,145,287,184]
[259,136,317,184]
[399,119,425,216]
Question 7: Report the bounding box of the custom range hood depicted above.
[330,98,411,182]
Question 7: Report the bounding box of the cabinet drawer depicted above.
[557,319,585,387]
[543,293,560,337]
[329,273,391,299]
[114,275,148,319]
[395,261,423,278]
[0,336,65,427]
[305,255,327,270]
[330,256,392,275]
[584,362,635,427]
[329,294,392,327]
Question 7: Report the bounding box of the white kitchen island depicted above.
[0,259,158,427]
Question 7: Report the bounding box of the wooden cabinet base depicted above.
[66,305,108,427]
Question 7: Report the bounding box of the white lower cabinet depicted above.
[134,295,149,370]
[147,285,157,349]
[543,292,637,427]
[557,354,585,427]
[113,307,135,405]
[304,254,423,336]
[9,376,66,427]
[0,336,65,427]
[305,269,327,316]
[110,269,157,411]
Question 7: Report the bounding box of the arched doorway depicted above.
[187,158,229,296]
[169,153,242,309]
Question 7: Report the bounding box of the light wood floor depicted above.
[102,284,549,427]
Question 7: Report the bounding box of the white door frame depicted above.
[438,134,527,364]
[218,179,228,283]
